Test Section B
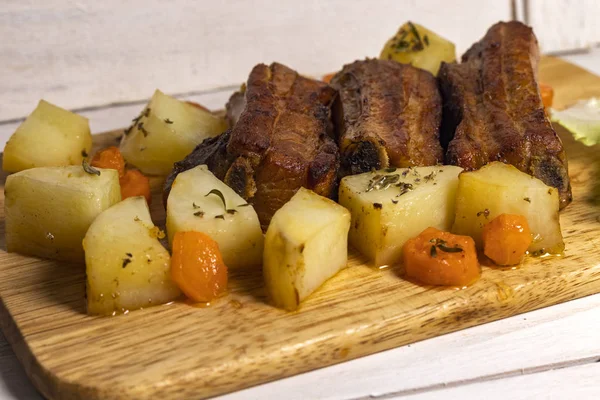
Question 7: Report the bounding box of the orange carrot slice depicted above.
[120,169,151,204]
[91,146,125,177]
[171,231,228,302]
[483,214,532,265]
[402,227,480,286]
[540,83,554,109]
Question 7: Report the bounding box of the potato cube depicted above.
[120,90,227,175]
[3,100,92,173]
[166,165,264,269]
[339,165,463,267]
[84,197,181,315]
[5,166,121,262]
[452,162,564,254]
[264,188,351,310]
[380,22,456,76]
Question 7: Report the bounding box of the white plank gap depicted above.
[0,87,237,150]
[214,293,600,400]
[0,0,512,121]
[399,361,600,400]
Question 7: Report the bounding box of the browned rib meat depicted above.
[163,130,233,206]
[166,63,339,228]
[330,59,443,175]
[439,21,572,209]
[224,62,339,227]
[225,85,246,127]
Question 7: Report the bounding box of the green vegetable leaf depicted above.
[551,98,600,146]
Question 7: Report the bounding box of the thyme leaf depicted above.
[430,245,437,258]
[205,189,227,210]
[82,159,101,176]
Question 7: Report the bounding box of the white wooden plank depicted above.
[0,87,236,150]
[401,361,600,400]
[525,0,600,54]
[0,0,511,121]
[215,294,600,400]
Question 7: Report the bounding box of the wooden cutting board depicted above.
[0,56,599,400]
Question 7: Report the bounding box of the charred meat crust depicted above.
[330,59,443,176]
[163,129,233,207]
[439,21,572,209]
[224,62,339,228]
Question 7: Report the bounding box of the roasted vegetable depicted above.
[452,162,564,255]
[402,227,480,286]
[170,231,228,303]
[482,214,532,265]
[264,188,350,311]
[84,196,181,315]
[3,100,92,173]
[120,169,151,204]
[166,165,263,269]
[119,90,227,175]
[540,83,554,109]
[5,165,120,262]
[91,146,125,177]
[339,165,463,267]
[380,21,456,76]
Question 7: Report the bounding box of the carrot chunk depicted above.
[322,72,337,84]
[483,214,532,265]
[171,231,228,302]
[402,227,480,286]
[91,146,125,177]
[540,83,554,109]
[120,169,151,204]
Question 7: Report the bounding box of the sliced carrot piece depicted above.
[540,83,554,109]
[402,227,480,286]
[483,214,532,266]
[322,72,337,84]
[171,231,228,302]
[91,146,125,177]
[120,169,151,204]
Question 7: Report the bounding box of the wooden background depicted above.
[1,0,599,124]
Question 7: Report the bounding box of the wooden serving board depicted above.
[0,57,599,400]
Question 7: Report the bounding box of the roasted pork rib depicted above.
[165,62,339,228]
[439,21,572,209]
[330,59,443,175]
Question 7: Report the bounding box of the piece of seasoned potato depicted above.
[84,196,181,315]
[166,165,264,269]
[339,165,463,267]
[120,90,227,175]
[5,165,121,262]
[452,162,564,255]
[380,21,456,76]
[264,188,351,311]
[3,100,92,173]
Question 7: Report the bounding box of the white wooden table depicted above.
[0,50,599,400]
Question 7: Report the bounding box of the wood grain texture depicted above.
[0,57,599,400]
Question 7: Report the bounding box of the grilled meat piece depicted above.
[165,62,339,228]
[225,85,246,127]
[224,62,339,227]
[439,21,572,209]
[163,129,233,206]
[330,59,443,176]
